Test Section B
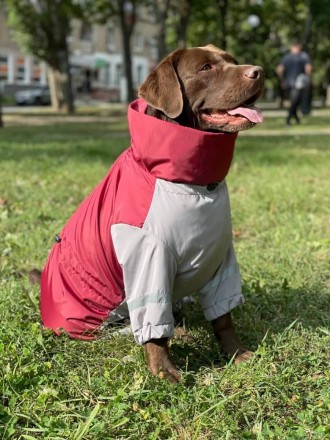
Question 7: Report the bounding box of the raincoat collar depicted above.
[128,98,238,186]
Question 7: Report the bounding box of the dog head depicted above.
[139,44,264,133]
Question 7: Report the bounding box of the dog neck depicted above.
[146,103,197,129]
[128,99,238,186]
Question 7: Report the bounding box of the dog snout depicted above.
[244,66,263,80]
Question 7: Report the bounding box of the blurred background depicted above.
[1,4,330,437]
[0,0,329,115]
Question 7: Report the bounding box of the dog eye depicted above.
[201,64,212,71]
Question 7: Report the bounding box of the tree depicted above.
[154,0,171,61]
[174,0,193,49]
[217,0,228,51]
[157,0,195,56]
[3,0,83,113]
[0,88,3,128]
[118,0,137,102]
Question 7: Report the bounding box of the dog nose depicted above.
[244,66,263,80]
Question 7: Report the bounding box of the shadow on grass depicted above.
[1,121,328,381]
[170,284,329,375]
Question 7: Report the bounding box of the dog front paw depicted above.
[144,338,181,383]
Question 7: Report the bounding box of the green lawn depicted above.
[0,112,329,439]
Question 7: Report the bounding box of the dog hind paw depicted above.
[234,350,255,364]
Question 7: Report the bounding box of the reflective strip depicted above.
[204,263,239,291]
[127,291,170,313]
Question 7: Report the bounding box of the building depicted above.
[69,6,159,102]
[0,12,48,95]
[0,5,159,102]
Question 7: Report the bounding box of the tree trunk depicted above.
[48,47,74,113]
[176,0,193,49]
[47,2,74,114]
[303,0,312,50]
[118,0,136,103]
[121,25,135,102]
[0,90,3,128]
[156,0,171,61]
[218,0,228,51]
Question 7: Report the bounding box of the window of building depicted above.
[107,28,115,51]
[134,33,143,52]
[32,70,41,83]
[80,22,93,41]
[16,67,25,81]
[105,63,111,87]
[149,37,158,59]
[146,5,157,23]
[103,64,111,87]
[32,58,41,83]
[115,64,122,87]
[15,56,25,82]
[136,65,144,86]
[0,54,8,82]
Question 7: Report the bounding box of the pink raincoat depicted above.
[41,98,238,339]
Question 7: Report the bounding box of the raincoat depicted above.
[41,98,244,342]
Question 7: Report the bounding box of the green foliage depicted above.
[3,0,330,93]
[0,113,329,438]
[3,0,79,66]
[181,0,330,89]
[78,0,118,24]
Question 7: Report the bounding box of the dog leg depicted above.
[144,338,181,383]
[212,313,254,364]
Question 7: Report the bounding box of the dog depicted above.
[32,44,264,383]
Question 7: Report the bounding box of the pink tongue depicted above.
[227,105,263,123]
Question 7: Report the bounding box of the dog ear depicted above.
[138,55,183,119]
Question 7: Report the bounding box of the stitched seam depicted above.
[112,223,178,267]
[155,180,225,197]
[156,187,221,197]
[202,292,244,311]
[134,322,174,333]
[140,224,179,263]
[143,227,178,265]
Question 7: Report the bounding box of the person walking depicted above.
[276,42,312,125]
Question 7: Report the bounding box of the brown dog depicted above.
[138,44,264,382]
[32,44,264,384]
[140,44,263,132]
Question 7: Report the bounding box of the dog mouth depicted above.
[199,96,264,132]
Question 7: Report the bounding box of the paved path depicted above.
[2,104,330,135]
[2,114,123,126]
[241,127,330,136]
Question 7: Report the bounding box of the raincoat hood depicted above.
[128,98,238,186]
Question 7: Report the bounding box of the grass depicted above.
[0,111,329,439]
